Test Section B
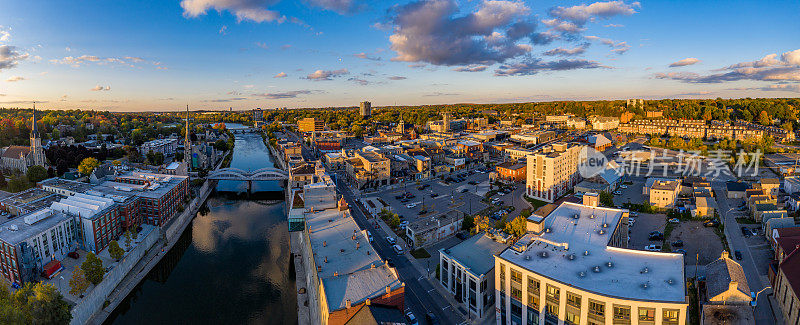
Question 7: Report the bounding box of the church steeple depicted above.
[31,101,39,138]
[30,101,46,167]
[184,105,191,170]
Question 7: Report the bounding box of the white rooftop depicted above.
[499,202,686,303]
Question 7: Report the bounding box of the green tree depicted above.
[108,240,124,261]
[8,175,30,193]
[503,215,527,237]
[124,231,132,249]
[599,191,615,207]
[68,266,89,298]
[26,165,48,183]
[461,214,474,231]
[78,157,100,176]
[213,139,228,151]
[81,252,104,285]
[0,170,7,188]
[0,282,72,325]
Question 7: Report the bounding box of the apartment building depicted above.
[140,138,179,157]
[496,161,527,182]
[773,240,800,325]
[344,150,391,189]
[298,117,325,133]
[102,172,190,227]
[406,210,463,247]
[649,179,681,208]
[439,234,507,319]
[0,208,77,284]
[496,197,687,325]
[589,116,620,131]
[525,143,585,203]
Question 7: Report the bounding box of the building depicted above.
[649,179,681,208]
[588,134,612,151]
[525,143,585,203]
[726,182,749,199]
[496,161,527,182]
[439,234,507,319]
[252,108,263,121]
[496,197,687,325]
[1,103,46,173]
[299,117,325,133]
[359,101,372,117]
[93,171,190,227]
[345,150,391,189]
[774,243,800,325]
[296,171,405,325]
[701,252,755,325]
[589,116,620,131]
[405,210,462,247]
[289,163,316,189]
[626,99,644,109]
[140,138,179,157]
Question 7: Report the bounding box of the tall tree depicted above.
[108,241,124,261]
[68,266,89,298]
[77,157,100,176]
[26,165,48,183]
[80,252,104,285]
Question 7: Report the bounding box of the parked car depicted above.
[675,249,687,255]
[672,240,684,247]
[741,226,751,237]
[649,231,664,241]
[456,232,468,240]
[430,193,439,198]
[734,250,743,260]
[620,185,628,189]
[459,188,469,193]
[392,244,404,254]
[644,245,662,252]
[630,211,638,217]
[366,231,373,243]
[67,251,80,259]
[425,312,439,325]
[399,221,409,228]
[386,258,394,267]
[613,191,622,195]
[386,236,396,244]
[468,181,478,185]
[668,218,680,224]
[406,312,419,325]
[703,219,720,227]
[406,203,418,209]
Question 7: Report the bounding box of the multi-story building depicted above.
[1,104,46,173]
[589,116,620,131]
[98,172,190,227]
[359,101,372,117]
[439,234,507,319]
[298,117,325,133]
[295,171,405,325]
[406,210,462,248]
[648,179,681,208]
[496,197,687,325]
[140,138,179,157]
[496,161,527,182]
[525,143,585,203]
[773,237,800,325]
[50,193,120,254]
[345,150,391,189]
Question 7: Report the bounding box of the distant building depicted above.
[359,101,372,117]
[252,108,263,121]
[405,210,462,247]
[1,103,46,173]
[626,98,644,109]
[496,161,526,182]
[649,179,681,208]
[140,138,179,157]
[298,117,325,133]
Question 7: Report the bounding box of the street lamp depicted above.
[751,286,772,307]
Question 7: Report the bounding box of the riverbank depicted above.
[82,179,216,325]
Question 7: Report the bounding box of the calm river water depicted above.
[106,130,296,324]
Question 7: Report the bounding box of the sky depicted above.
[0,0,798,111]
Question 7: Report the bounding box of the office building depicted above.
[525,143,585,203]
[299,117,325,133]
[648,179,681,208]
[495,197,687,325]
[360,101,372,117]
[439,234,507,319]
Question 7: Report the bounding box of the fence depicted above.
[69,226,160,325]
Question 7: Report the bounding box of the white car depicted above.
[386,236,396,244]
[392,244,404,254]
[628,219,635,227]
[644,245,662,252]
[406,312,418,325]
[614,191,622,195]
[405,203,417,209]
[620,185,628,189]
[399,221,409,228]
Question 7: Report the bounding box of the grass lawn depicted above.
[735,217,758,224]
[524,196,548,210]
[411,248,431,259]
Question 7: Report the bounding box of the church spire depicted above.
[184,105,191,170]
[31,101,39,138]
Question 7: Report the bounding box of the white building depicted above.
[140,138,179,157]
[439,234,507,319]
[495,197,687,325]
[526,143,586,203]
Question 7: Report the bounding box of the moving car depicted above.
[392,244,404,254]
[613,190,622,195]
[406,312,418,325]
[668,218,680,224]
[386,236,396,244]
[734,250,743,260]
[672,240,684,247]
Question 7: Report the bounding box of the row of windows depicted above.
[499,263,682,325]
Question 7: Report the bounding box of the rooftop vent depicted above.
[566,254,576,261]
[578,271,586,278]
[545,228,552,233]
[602,223,609,228]
[323,241,327,247]
[539,251,549,258]
[583,250,590,256]
[606,261,614,268]
[324,256,328,263]
[589,214,595,219]
[592,266,601,273]
[641,281,650,289]
[666,278,676,286]
[572,214,579,220]
[340,249,345,253]
[640,267,650,274]
[598,229,606,235]
[524,255,531,261]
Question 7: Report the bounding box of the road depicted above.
[712,181,778,324]
[335,175,466,325]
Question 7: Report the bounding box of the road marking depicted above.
[428,288,435,293]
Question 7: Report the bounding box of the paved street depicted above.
[335,175,467,325]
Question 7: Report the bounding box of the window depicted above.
[545,302,559,318]
[511,269,522,284]
[511,286,523,300]
[499,263,506,293]
[612,305,631,325]
[566,292,581,308]
[638,308,655,324]
[589,300,605,317]
[565,310,580,325]
[546,284,560,302]
[663,309,680,325]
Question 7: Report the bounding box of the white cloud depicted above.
[0,26,10,42]
[219,25,228,35]
[274,72,287,78]
[180,0,287,23]
[91,85,111,91]
[5,76,24,82]
[453,65,488,72]
[655,49,800,83]
[306,68,348,80]
[305,0,364,14]
[51,55,147,68]
[549,1,639,25]
[543,43,589,56]
[669,57,700,67]
[0,45,29,71]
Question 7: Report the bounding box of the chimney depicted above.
[324,256,328,263]
[345,299,351,308]
[356,242,360,250]
[323,241,327,247]
[728,281,739,293]
[334,271,338,277]
[365,299,371,306]
[385,286,391,294]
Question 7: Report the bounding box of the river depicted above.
[106,128,296,324]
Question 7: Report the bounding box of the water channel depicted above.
[106,126,296,324]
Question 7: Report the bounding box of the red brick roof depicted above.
[780,246,800,299]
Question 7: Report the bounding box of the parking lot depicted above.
[667,221,724,265]
[612,176,646,207]
[371,168,490,232]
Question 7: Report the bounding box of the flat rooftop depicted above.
[39,177,94,193]
[442,234,507,277]
[499,201,686,303]
[0,208,72,245]
[95,171,188,199]
[305,207,402,311]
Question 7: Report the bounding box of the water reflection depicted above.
[107,133,296,325]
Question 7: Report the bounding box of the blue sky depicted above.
[0,0,798,111]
